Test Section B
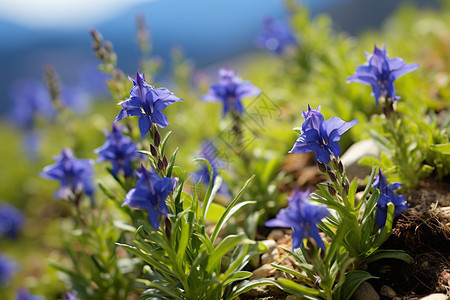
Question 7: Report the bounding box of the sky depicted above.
[0,0,155,29]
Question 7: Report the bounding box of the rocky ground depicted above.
[238,153,450,300]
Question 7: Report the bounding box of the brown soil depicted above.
[369,179,450,299]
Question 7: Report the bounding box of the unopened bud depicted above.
[163,155,168,169]
[154,130,161,147]
[328,170,338,183]
[150,144,158,157]
[104,40,113,52]
[338,160,344,174]
[164,216,171,238]
[327,184,336,196]
[157,158,164,171]
[317,161,327,173]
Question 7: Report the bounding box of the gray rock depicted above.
[380,285,397,298]
[250,264,275,279]
[285,296,302,300]
[351,282,380,300]
[419,293,449,300]
[341,139,379,179]
[261,248,278,265]
[268,229,285,241]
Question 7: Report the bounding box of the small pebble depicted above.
[419,293,449,300]
[380,285,397,298]
[351,282,380,300]
[251,264,275,279]
[285,296,302,300]
[261,248,278,265]
[268,229,284,241]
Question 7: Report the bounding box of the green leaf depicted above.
[276,278,322,298]
[210,175,255,243]
[194,158,214,218]
[356,166,377,211]
[206,234,254,274]
[334,270,377,300]
[430,143,450,155]
[372,202,395,249]
[112,220,136,232]
[347,178,358,208]
[166,147,178,177]
[160,131,173,156]
[226,278,280,300]
[223,271,252,286]
[203,175,224,221]
[364,249,413,264]
[206,202,226,223]
[271,263,313,283]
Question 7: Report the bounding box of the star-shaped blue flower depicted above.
[347,45,419,104]
[40,149,94,200]
[95,124,141,177]
[372,169,409,228]
[265,189,329,250]
[114,72,183,137]
[122,165,178,230]
[290,105,358,164]
[0,202,24,240]
[202,68,260,117]
[255,17,298,55]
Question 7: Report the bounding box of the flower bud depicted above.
[163,155,169,169]
[338,160,344,174]
[317,161,327,173]
[328,170,338,183]
[327,184,336,196]
[157,158,164,171]
[150,144,158,157]
[154,130,161,147]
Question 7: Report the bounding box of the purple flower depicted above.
[372,169,409,228]
[202,68,260,117]
[255,17,298,54]
[347,45,419,104]
[290,105,358,163]
[10,78,54,129]
[40,149,94,200]
[15,288,44,300]
[114,72,182,137]
[95,124,141,177]
[0,254,16,286]
[65,290,80,300]
[265,189,329,250]
[192,142,230,196]
[122,165,178,230]
[0,202,24,239]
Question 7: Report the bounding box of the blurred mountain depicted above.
[0,0,441,114]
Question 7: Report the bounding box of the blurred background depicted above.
[0,0,440,114]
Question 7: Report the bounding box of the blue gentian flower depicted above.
[347,45,419,104]
[10,78,54,130]
[265,189,329,250]
[40,149,94,200]
[255,17,298,54]
[0,202,24,239]
[373,169,409,228]
[192,142,230,196]
[15,288,44,300]
[290,105,358,163]
[114,72,183,137]
[202,68,260,117]
[0,254,16,286]
[95,124,141,177]
[122,165,178,230]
